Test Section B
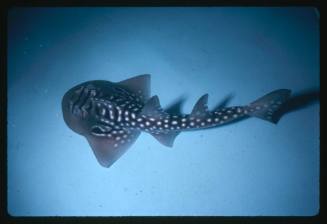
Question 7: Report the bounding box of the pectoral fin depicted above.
[118,74,151,101]
[85,129,141,168]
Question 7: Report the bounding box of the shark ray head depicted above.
[62,75,150,168]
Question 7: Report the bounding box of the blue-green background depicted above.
[7,7,319,216]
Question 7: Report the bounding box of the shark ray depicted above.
[62,74,292,168]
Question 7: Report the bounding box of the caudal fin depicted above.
[246,89,291,123]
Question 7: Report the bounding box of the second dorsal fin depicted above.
[191,94,209,118]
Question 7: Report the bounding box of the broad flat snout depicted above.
[62,85,88,135]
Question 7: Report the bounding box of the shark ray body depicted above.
[62,74,291,168]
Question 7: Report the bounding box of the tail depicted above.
[246,89,291,124]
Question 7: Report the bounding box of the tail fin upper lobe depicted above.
[246,89,291,123]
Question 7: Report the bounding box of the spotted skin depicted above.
[127,107,246,134]
[62,74,291,168]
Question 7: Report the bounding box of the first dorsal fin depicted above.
[118,74,151,101]
[140,95,168,118]
[191,94,209,118]
[141,96,180,147]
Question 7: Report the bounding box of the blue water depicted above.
[7,7,319,216]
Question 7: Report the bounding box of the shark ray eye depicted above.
[91,125,112,136]
[92,127,103,134]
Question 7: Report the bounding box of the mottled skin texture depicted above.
[62,74,291,168]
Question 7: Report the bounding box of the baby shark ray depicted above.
[62,74,291,168]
